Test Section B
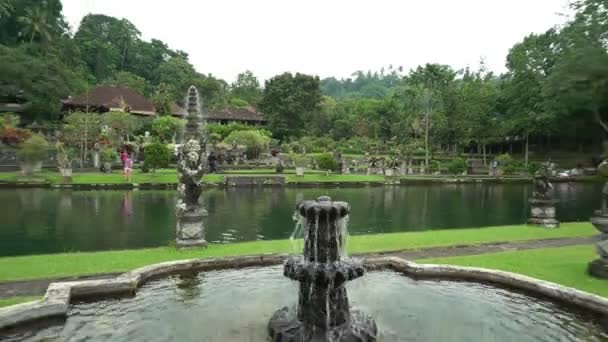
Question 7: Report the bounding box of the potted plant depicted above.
[100,147,118,173]
[290,153,307,177]
[56,142,76,178]
[17,134,49,175]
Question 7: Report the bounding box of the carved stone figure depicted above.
[175,86,207,248]
[589,160,608,278]
[528,164,559,228]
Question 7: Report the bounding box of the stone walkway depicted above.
[0,236,595,300]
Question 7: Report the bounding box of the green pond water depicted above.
[0,183,601,256]
[4,267,607,341]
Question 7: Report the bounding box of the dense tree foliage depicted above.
[259,73,323,140]
[2,0,607,163]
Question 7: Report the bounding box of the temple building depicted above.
[61,85,266,125]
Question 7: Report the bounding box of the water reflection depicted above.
[0,184,601,256]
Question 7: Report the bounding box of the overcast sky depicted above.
[62,0,571,83]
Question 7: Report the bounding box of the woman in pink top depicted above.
[123,153,133,182]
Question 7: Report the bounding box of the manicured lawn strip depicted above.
[223,169,327,175]
[421,245,607,297]
[0,170,223,184]
[0,223,596,282]
[0,296,40,308]
[286,174,385,183]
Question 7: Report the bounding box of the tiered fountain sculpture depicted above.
[268,196,377,342]
[175,86,207,248]
[528,165,559,228]
[590,160,608,278]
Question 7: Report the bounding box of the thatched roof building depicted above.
[61,86,157,116]
[204,106,266,125]
[62,86,266,124]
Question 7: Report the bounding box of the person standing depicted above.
[123,153,133,182]
[208,151,218,173]
[120,148,128,169]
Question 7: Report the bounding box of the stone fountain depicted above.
[268,196,377,342]
[590,160,608,278]
[528,165,559,228]
[175,86,207,248]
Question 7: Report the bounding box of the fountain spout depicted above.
[269,196,377,342]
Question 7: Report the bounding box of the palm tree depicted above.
[0,0,14,18]
[18,7,52,44]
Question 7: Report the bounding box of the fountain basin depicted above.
[1,257,608,341]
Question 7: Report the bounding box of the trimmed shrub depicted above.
[144,143,171,172]
[223,130,270,159]
[497,154,517,174]
[100,147,118,163]
[447,157,467,175]
[315,153,338,171]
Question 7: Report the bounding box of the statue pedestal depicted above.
[589,259,608,279]
[589,212,608,279]
[527,198,559,228]
[176,206,207,248]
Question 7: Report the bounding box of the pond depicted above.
[4,267,607,341]
[0,183,601,256]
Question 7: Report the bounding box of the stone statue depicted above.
[175,86,207,248]
[532,166,554,200]
[528,164,559,228]
[176,139,205,210]
[590,160,608,278]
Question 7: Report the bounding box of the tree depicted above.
[0,0,66,46]
[501,32,558,166]
[0,46,87,121]
[259,72,322,140]
[154,56,197,101]
[103,71,149,96]
[152,116,184,143]
[231,70,262,106]
[543,1,608,138]
[61,112,103,168]
[151,83,174,116]
[74,14,141,82]
[17,6,52,44]
[101,111,140,144]
[456,67,500,164]
[0,0,14,19]
[544,44,608,135]
[412,85,444,168]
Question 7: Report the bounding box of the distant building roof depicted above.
[62,86,156,116]
[171,103,187,117]
[204,106,266,123]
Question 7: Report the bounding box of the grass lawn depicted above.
[0,223,596,283]
[0,296,40,308]
[422,245,607,298]
[286,174,385,183]
[223,169,327,175]
[0,170,224,184]
[0,170,386,184]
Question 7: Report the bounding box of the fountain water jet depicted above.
[268,196,377,342]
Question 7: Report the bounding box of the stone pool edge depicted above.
[2,254,608,330]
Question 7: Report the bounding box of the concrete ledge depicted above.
[365,257,608,316]
[2,255,608,331]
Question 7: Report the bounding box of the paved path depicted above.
[0,236,595,300]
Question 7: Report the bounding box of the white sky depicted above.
[62,0,571,83]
